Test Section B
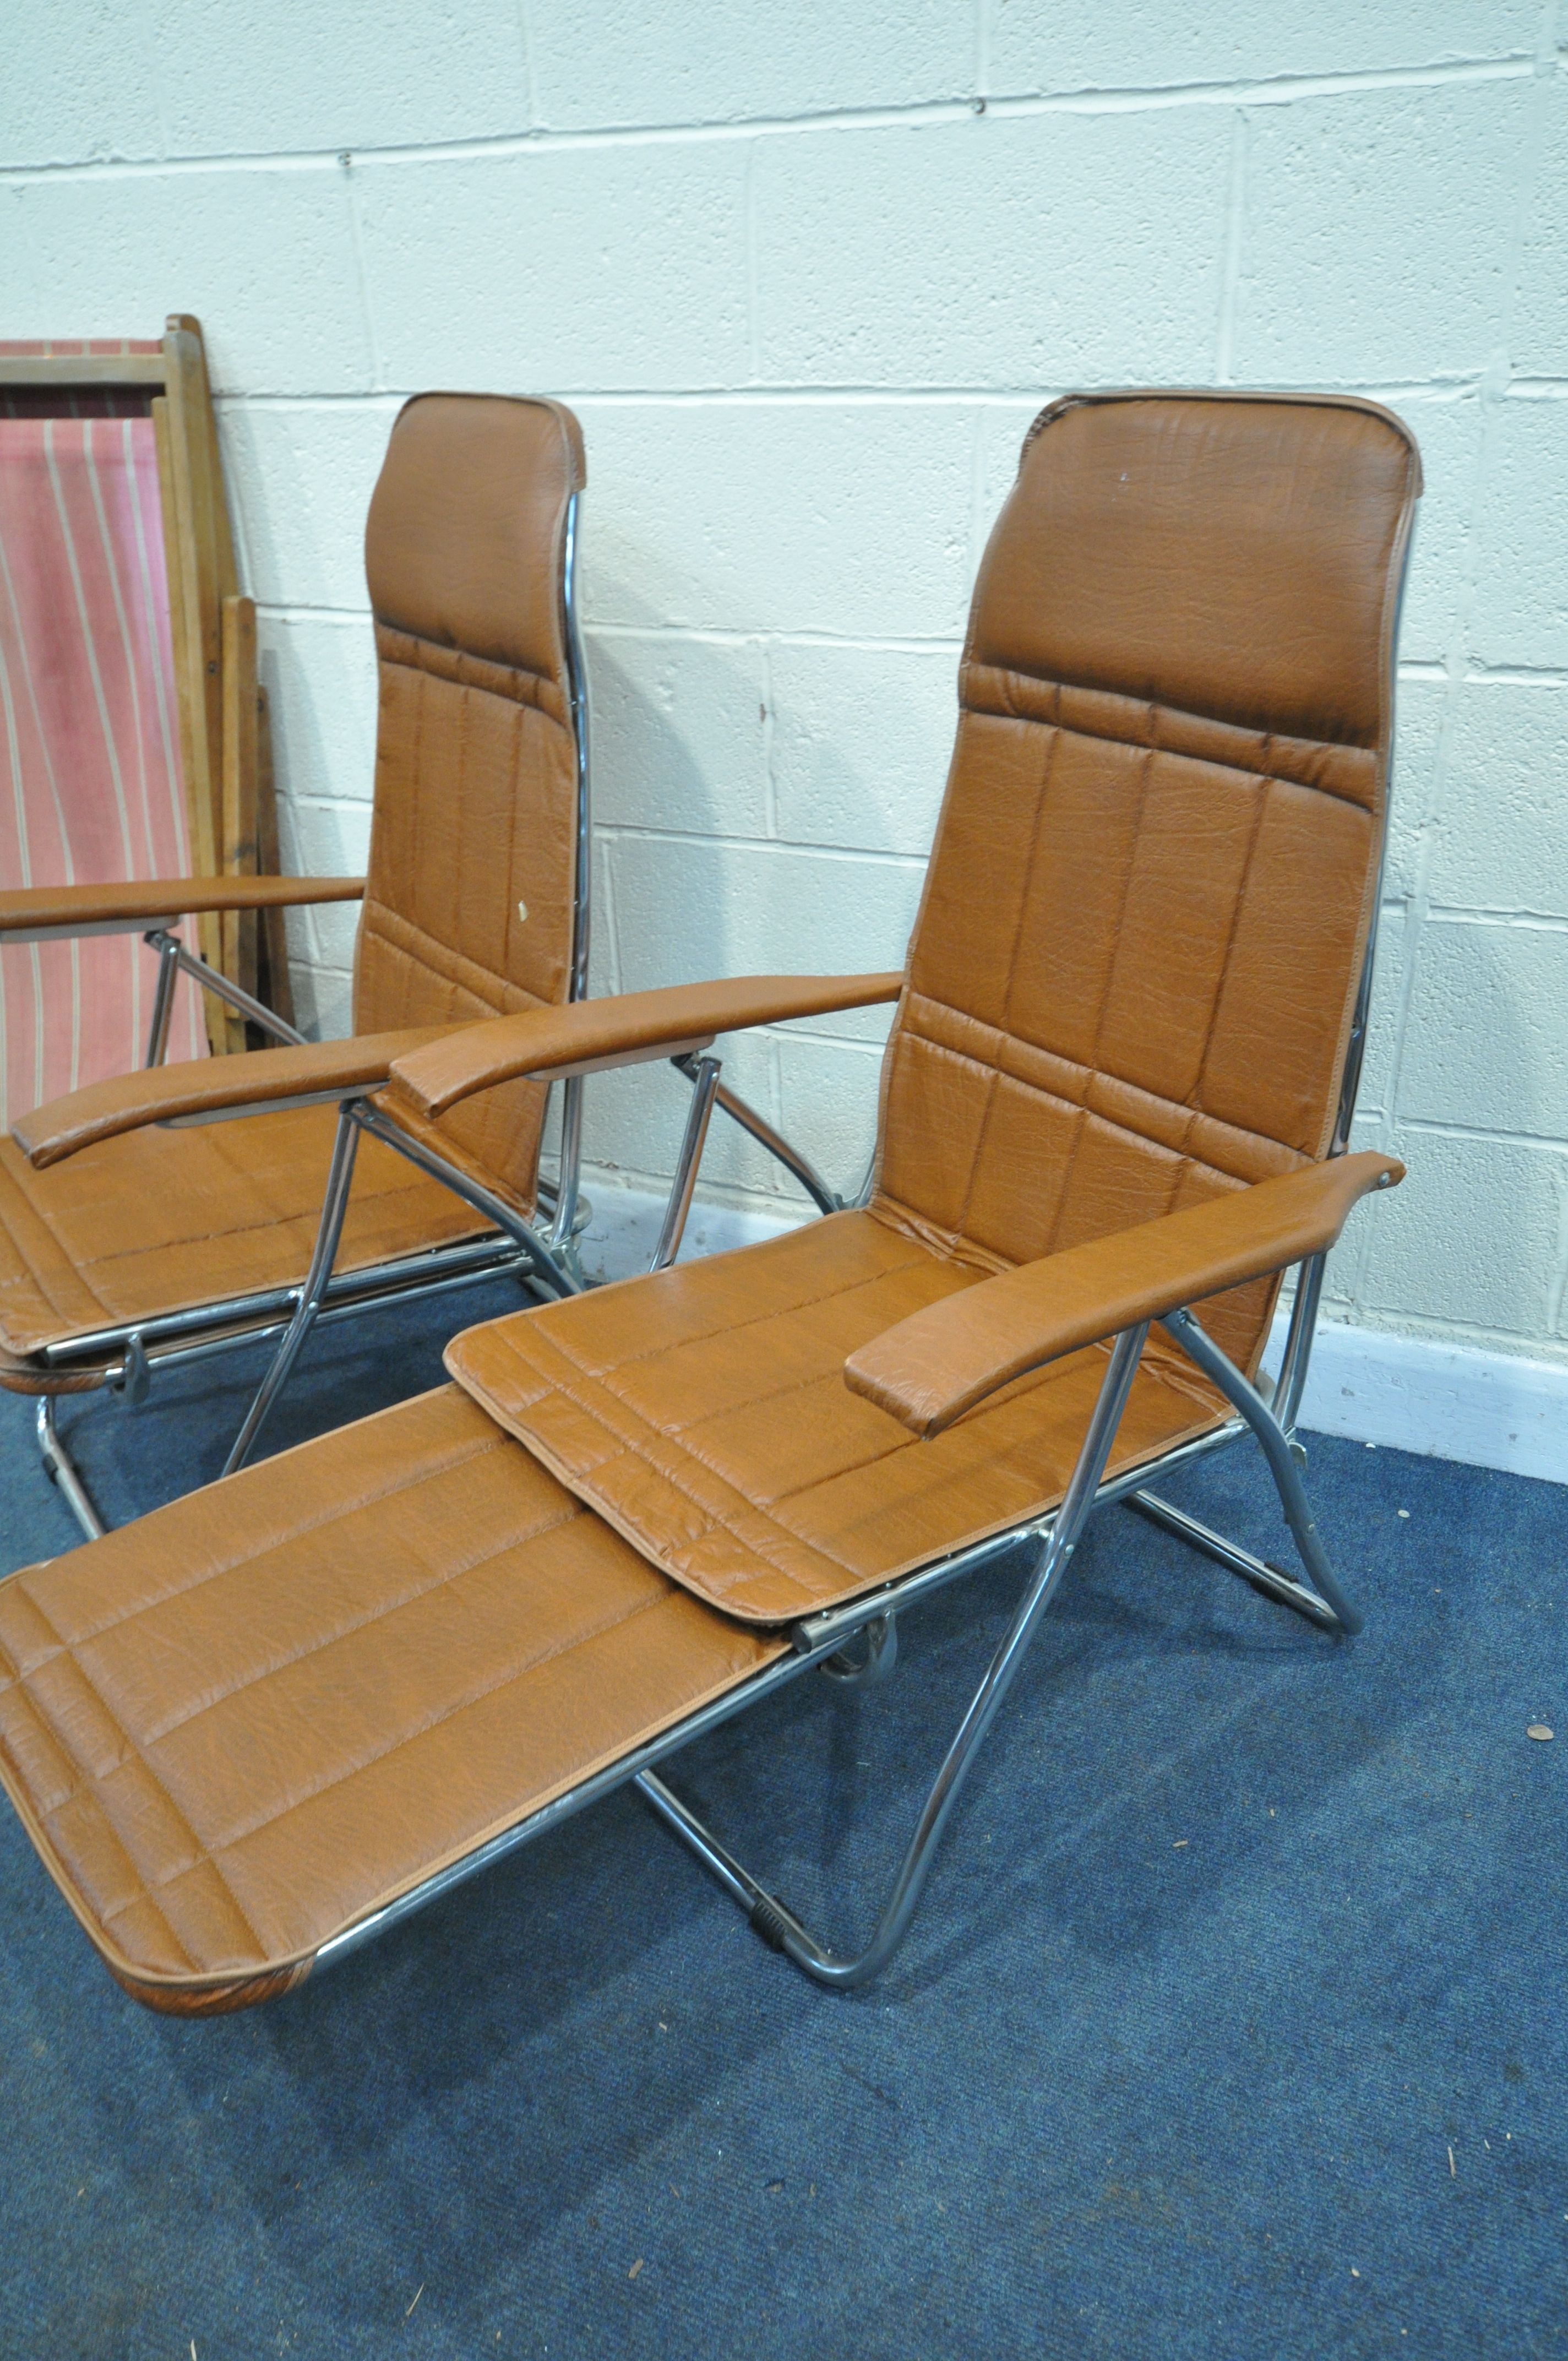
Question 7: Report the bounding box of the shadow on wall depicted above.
[1336,912,1568,1355]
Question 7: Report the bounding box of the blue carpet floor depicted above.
[1,1284,1564,2359]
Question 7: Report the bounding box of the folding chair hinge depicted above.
[117,1332,151,1408]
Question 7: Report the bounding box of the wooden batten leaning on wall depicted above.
[0,313,291,1053]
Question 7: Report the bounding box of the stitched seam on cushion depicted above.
[495,1223,934,1390]
[472,1334,842,1602]
[0,1151,112,1331]
[952,715,1062,1250]
[361,909,549,1021]
[205,1579,676,1856]
[1194,771,1275,1122]
[9,1588,252,1964]
[139,1499,583,1747]
[962,671,1374,807]
[26,1426,509,1652]
[899,997,1291,1188]
[378,632,568,723]
[500,1343,867,1599]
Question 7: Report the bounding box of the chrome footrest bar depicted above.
[1126,1489,1343,1632]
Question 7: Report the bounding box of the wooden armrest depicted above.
[0,877,364,942]
[381,973,906,1122]
[845,1151,1403,1438]
[13,1026,460,1170]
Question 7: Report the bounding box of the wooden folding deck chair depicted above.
[0,391,1420,2015]
[0,390,601,1536]
[0,318,293,1086]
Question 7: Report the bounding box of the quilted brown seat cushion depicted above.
[0,1384,781,2012]
[445,1209,1230,1625]
[0,1106,495,1379]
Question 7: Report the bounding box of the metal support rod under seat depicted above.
[671,1052,841,1217]
[650,1056,721,1272]
[143,933,182,1068]
[36,1397,107,1542]
[221,1100,362,1477]
[638,1321,1150,1988]
[1145,1304,1362,1635]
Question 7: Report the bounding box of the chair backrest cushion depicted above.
[873,391,1420,1372]
[355,391,586,1210]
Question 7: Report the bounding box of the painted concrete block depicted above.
[766,641,957,855]
[574,401,977,639]
[1513,70,1568,377]
[1356,904,1408,1121]
[356,144,749,392]
[1357,1123,1566,1341]
[149,0,530,157]
[529,0,972,127]
[755,110,1228,386]
[586,630,770,838]
[219,401,396,610]
[288,962,354,1043]
[1387,393,1483,666]
[0,170,373,396]
[988,0,1537,97]
[1385,673,1445,906]
[1397,917,1568,1139]
[1470,398,1568,671]
[258,614,379,809]
[1233,79,1528,383]
[604,833,922,1025]
[581,1023,784,1198]
[1428,681,1568,915]
[774,1030,888,1203]
[1,0,162,166]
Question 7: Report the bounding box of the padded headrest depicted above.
[969,392,1421,751]
[364,392,586,683]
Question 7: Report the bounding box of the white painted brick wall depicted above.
[4,4,1566,1367]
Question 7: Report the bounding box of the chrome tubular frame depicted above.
[671,1052,842,1217]
[310,1324,1157,1992]
[143,933,182,1067]
[650,1056,722,1270]
[222,1101,363,1475]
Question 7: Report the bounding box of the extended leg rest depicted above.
[0,1386,781,2014]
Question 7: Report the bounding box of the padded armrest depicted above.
[0,877,365,938]
[845,1151,1403,1438]
[13,1025,461,1171]
[382,973,906,1121]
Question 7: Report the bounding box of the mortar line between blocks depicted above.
[0,53,1539,186]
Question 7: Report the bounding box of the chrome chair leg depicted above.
[222,1102,362,1478]
[141,932,182,1068]
[1133,1303,1363,1636]
[36,1397,107,1543]
[649,1056,721,1272]
[638,1323,1150,1989]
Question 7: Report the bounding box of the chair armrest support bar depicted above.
[381,972,904,1123]
[13,1025,463,1169]
[0,876,364,944]
[845,1151,1402,1439]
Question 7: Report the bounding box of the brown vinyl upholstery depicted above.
[0,391,1420,2010]
[445,393,1420,1618]
[0,1386,781,2011]
[0,393,586,1388]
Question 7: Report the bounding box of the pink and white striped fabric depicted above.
[0,409,206,1127]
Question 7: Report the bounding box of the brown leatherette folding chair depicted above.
[0,393,600,1535]
[0,392,1420,2016]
